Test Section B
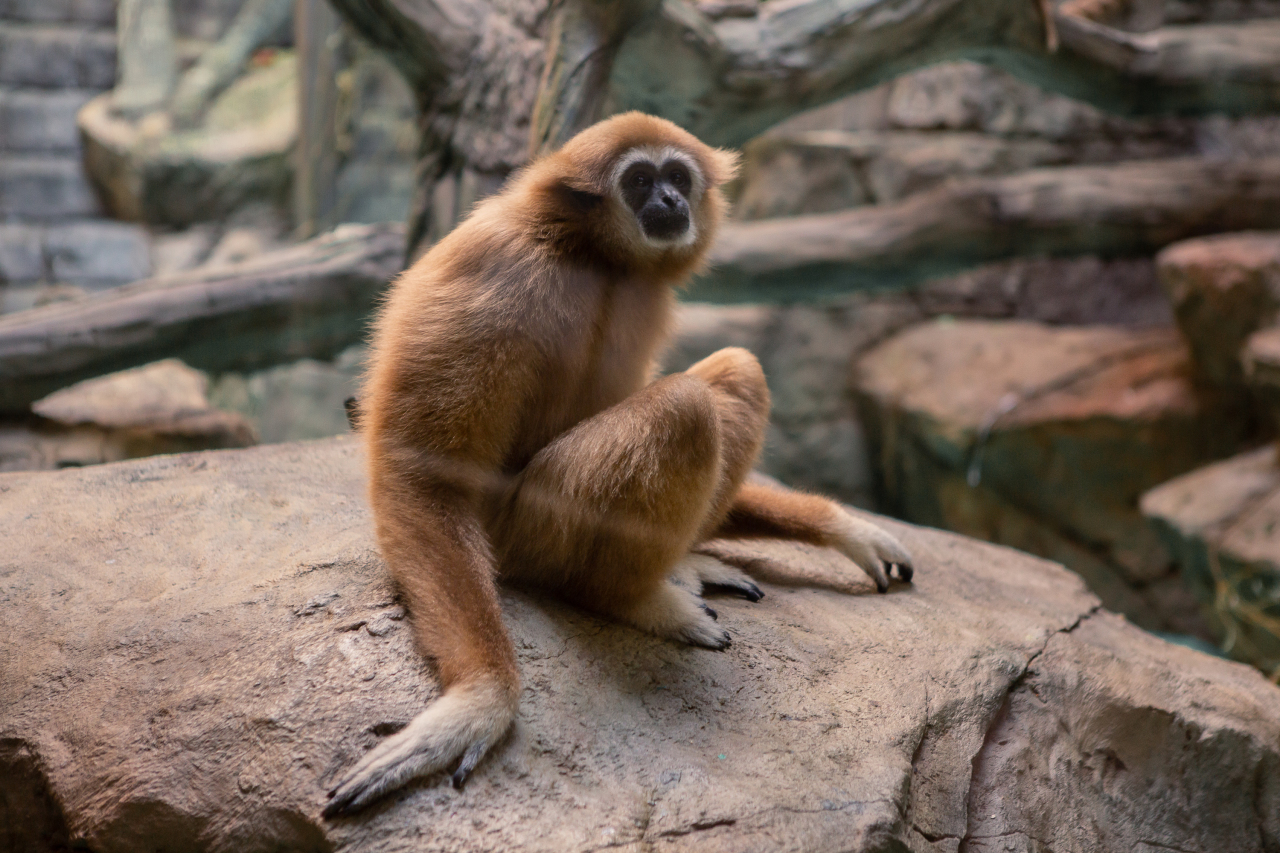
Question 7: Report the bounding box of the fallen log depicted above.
[692,157,1280,302]
[330,0,1280,253]
[0,223,405,413]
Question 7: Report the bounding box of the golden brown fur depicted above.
[324,113,913,816]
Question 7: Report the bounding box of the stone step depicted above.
[0,88,95,152]
[0,0,115,28]
[0,155,101,219]
[0,219,150,290]
[0,23,115,89]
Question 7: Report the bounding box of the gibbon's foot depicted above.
[615,576,732,650]
[829,509,915,594]
[679,551,765,602]
[323,680,516,818]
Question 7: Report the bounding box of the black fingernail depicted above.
[898,564,914,583]
[451,768,468,789]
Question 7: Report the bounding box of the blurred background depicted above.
[2,0,1279,677]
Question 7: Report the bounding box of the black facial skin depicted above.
[620,159,692,241]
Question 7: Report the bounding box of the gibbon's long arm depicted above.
[715,481,913,593]
[325,322,532,816]
[324,471,519,816]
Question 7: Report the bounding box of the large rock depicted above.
[1142,445,1280,676]
[852,319,1242,635]
[0,358,255,471]
[2,438,1278,852]
[1157,230,1280,389]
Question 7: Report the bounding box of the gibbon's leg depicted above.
[713,481,915,593]
[679,347,771,602]
[324,477,519,816]
[493,351,771,648]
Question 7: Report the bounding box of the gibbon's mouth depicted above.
[640,209,691,242]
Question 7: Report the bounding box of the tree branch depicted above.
[604,0,1280,148]
[323,0,478,99]
[529,0,663,156]
[0,224,405,413]
[693,157,1280,301]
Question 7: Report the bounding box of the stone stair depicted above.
[0,0,151,313]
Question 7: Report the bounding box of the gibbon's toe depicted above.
[703,579,765,602]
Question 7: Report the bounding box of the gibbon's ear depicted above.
[553,180,605,215]
[706,147,741,187]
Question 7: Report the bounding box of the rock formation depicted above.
[2,438,1278,851]
[851,319,1242,636]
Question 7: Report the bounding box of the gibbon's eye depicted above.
[630,171,652,190]
[666,167,689,191]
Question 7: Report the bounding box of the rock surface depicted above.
[2,438,1279,852]
[852,319,1242,635]
[1142,445,1280,677]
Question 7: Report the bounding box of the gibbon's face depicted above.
[611,145,703,248]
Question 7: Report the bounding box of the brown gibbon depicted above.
[324,112,913,817]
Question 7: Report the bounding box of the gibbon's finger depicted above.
[892,562,914,583]
[323,683,516,818]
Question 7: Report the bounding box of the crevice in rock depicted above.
[912,823,960,843]
[658,817,738,837]
[956,604,1101,852]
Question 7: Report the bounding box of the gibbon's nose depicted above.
[661,191,681,210]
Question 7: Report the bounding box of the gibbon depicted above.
[324,112,913,817]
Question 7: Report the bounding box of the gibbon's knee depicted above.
[523,372,721,510]
[686,347,770,421]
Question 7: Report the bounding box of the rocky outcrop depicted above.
[78,51,296,228]
[0,358,254,471]
[2,438,1278,852]
[1157,230,1280,391]
[1142,445,1280,677]
[852,318,1242,635]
